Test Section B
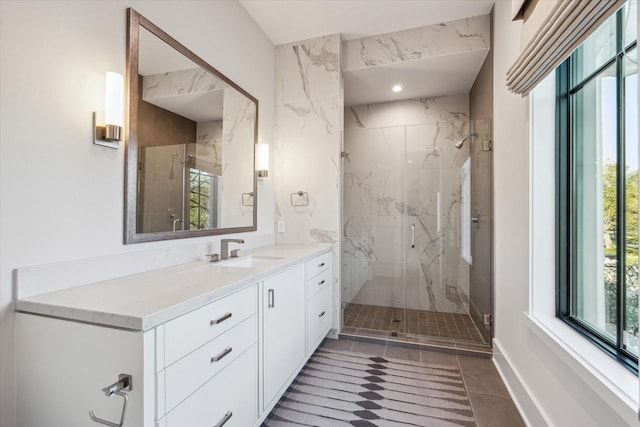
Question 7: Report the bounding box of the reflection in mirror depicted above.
[125,9,258,243]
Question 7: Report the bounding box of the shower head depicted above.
[454,134,474,149]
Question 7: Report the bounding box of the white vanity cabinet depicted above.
[16,313,156,427]
[15,245,333,427]
[157,285,259,426]
[306,252,332,353]
[262,264,306,410]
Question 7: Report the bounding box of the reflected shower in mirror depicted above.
[125,9,258,243]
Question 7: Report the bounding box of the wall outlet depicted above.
[277,220,286,233]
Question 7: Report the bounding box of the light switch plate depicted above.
[277,220,286,233]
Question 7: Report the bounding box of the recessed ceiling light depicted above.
[392,84,403,93]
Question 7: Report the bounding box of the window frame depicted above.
[556,7,638,374]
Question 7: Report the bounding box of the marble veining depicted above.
[220,86,256,227]
[195,120,222,176]
[343,15,490,71]
[345,95,469,130]
[274,34,343,333]
[142,68,223,100]
[344,96,473,314]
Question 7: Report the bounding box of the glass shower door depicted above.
[404,122,473,340]
[342,126,407,336]
[469,119,492,344]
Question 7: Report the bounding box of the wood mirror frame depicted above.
[125,8,258,244]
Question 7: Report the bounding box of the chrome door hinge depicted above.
[483,314,492,325]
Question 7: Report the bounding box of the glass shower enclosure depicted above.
[341,119,492,347]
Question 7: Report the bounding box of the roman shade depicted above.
[507,0,625,95]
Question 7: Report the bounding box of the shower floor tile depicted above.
[343,303,486,345]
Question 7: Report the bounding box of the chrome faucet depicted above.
[172,218,182,232]
[221,239,244,259]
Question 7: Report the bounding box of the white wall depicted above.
[0,2,275,426]
[492,2,638,426]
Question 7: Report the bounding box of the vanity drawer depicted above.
[307,286,332,353]
[166,343,258,427]
[164,284,257,366]
[164,314,257,413]
[307,251,330,279]
[306,267,330,299]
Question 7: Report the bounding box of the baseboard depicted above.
[492,338,551,427]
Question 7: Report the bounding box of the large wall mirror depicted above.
[125,8,258,243]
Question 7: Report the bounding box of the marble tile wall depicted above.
[194,120,223,177]
[273,34,343,334]
[343,95,474,315]
[220,85,256,228]
[142,67,224,100]
[343,15,490,71]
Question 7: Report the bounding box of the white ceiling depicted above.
[344,49,489,106]
[239,0,494,45]
[239,0,494,106]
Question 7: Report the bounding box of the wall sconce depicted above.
[256,143,269,179]
[94,72,124,149]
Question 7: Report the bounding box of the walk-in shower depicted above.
[341,116,492,352]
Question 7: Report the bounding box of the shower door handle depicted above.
[411,224,415,248]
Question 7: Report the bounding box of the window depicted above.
[557,5,638,372]
[189,168,217,230]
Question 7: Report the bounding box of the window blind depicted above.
[506,0,624,95]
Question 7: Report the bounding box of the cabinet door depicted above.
[263,264,306,408]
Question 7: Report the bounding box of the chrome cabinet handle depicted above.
[318,280,326,285]
[210,312,232,325]
[268,289,275,308]
[214,411,233,427]
[319,311,326,318]
[210,346,233,362]
[89,374,132,427]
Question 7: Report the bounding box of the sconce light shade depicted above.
[257,143,269,179]
[94,72,124,149]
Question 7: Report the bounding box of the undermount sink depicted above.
[220,255,284,268]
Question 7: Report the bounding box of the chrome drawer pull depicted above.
[214,411,233,427]
[268,289,275,308]
[210,312,232,325]
[318,262,326,268]
[318,280,326,285]
[210,346,233,362]
[319,311,326,318]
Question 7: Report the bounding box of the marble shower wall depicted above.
[342,15,489,71]
[220,85,256,228]
[343,95,472,314]
[274,34,343,333]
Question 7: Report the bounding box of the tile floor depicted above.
[343,303,486,344]
[316,338,526,427]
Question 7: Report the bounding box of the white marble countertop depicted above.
[15,244,331,331]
